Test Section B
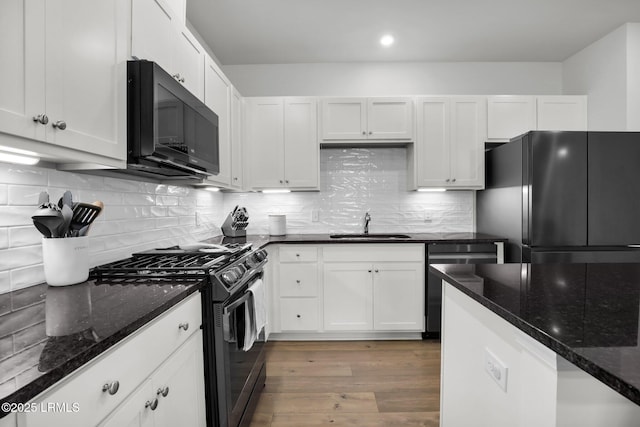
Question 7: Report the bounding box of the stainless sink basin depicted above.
[329,233,411,239]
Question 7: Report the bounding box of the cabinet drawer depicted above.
[323,244,424,262]
[280,299,319,331]
[280,264,318,297]
[280,246,318,263]
[20,293,202,427]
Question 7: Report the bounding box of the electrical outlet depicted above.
[484,348,508,392]
[311,210,320,222]
[423,211,433,223]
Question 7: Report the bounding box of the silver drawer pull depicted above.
[157,386,169,397]
[52,120,67,130]
[102,380,119,395]
[32,114,48,125]
[178,322,189,331]
[296,280,301,284]
[145,398,159,410]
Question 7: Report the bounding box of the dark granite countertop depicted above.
[205,232,506,246]
[0,277,204,415]
[430,263,640,405]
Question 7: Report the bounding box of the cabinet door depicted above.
[0,0,44,142]
[131,0,175,74]
[373,262,424,331]
[245,98,284,188]
[284,97,319,189]
[323,263,373,330]
[152,332,206,427]
[367,98,414,140]
[100,380,156,427]
[449,97,486,188]
[537,96,587,131]
[172,29,205,100]
[320,98,367,140]
[415,97,451,187]
[280,298,319,331]
[44,0,126,160]
[487,96,536,140]
[204,59,231,186]
[230,88,244,189]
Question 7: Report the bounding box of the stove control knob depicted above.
[254,250,267,262]
[221,271,236,286]
[233,265,246,279]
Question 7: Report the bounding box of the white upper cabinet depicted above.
[245,97,319,190]
[230,88,244,189]
[321,97,413,142]
[488,95,588,141]
[0,0,127,168]
[536,95,587,131]
[412,96,486,189]
[204,58,231,186]
[487,96,536,141]
[132,0,205,100]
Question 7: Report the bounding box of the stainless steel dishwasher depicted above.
[425,243,499,338]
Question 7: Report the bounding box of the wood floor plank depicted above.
[255,392,379,414]
[265,340,438,352]
[248,413,272,427]
[269,412,440,427]
[265,349,426,363]
[267,361,353,376]
[375,390,441,413]
[350,358,441,377]
[266,374,433,393]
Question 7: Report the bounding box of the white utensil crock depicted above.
[42,236,89,286]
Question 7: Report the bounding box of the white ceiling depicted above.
[186,0,640,65]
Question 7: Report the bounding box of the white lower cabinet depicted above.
[17,293,204,427]
[100,332,205,427]
[271,244,425,338]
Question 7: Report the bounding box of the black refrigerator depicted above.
[477,131,640,263]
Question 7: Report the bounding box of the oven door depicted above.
[220,284,266,427]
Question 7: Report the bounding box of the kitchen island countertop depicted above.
[430,262,640,406]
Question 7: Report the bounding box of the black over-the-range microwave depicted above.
[127,60,219,180]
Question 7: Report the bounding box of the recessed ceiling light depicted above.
[380,34,394,47]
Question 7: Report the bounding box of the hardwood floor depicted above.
[249,340,441,427]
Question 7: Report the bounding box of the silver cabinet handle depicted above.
[172,73,181,80]
[445,178,450,182]
[369,131,373,135]
[52,120,66,130]
[285,180,289,184]
[296,279,301,284]
[102,381,120,395]
[145,398,159,410]
[362,131,366,135]
[452,178,456,182]
[178,322,189,331]
[233,177,238,181]
[32,114,48,125]
[157,386,169,397]
[296,314,301,318]
[368,269,372,273]
[279,180,284,184]
[375,269,379,273]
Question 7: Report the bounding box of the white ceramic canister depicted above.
[42,236,90,286]
[268,215,287,236]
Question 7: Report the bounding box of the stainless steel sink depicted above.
[329,233,411,239]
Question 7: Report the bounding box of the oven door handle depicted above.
[222,292,252,342]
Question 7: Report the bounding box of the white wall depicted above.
[223,147,474,235]
[563,25,628,130]
[223,62,563,97]
[0,163,224,294]
[563,23,640,131]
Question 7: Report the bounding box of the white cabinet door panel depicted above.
[449,97,486,188]
[415,97,450,186]
[280,298,319,331]
[323,263,373,330]
[173,29,204,100]
[204,59,231,185]
[284,98,318,188]
[246,98,285,188]
[44,0,124,160]
[487,96,536,140]
[537,96,587,131]
[131,0,174,73]
[321,98,366,140]
[367,98,413,140]
[373,263,424,331]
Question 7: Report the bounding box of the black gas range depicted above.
[91,241,269,427]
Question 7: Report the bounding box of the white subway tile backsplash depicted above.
[9,227,41,248]
[0,229,8,249]
[0,185,7,205]
[0,147,473,294]
[0,166,47,186]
